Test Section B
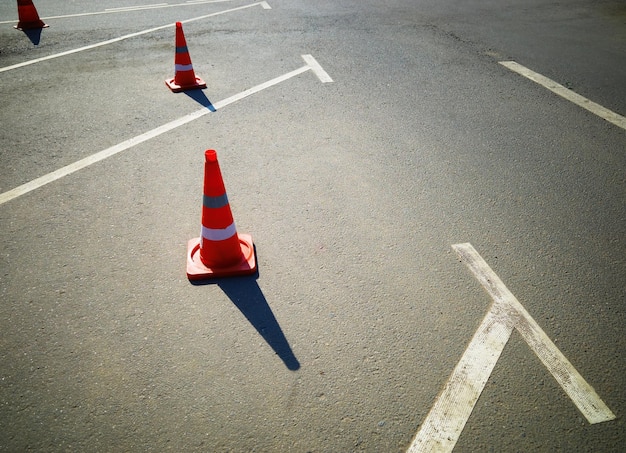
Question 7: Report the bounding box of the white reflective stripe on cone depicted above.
[175,63,194,72]
[201,222,237,242]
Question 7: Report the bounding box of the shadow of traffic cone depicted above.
[14,0,48,30]
[166,21,207,93]
[187,150,256,280]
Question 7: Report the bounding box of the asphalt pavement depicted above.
[1,0,624,451]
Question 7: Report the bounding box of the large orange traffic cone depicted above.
[165,21,206,93]
[14,0,48,30]
[187,150,256,280]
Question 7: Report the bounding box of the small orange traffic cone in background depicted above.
[14,0,48,30]
[187,150,256,280]
[166,21,207,92]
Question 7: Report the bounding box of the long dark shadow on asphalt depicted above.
[193,273,300,371]
[22,28,43,46]
[183,88,216,111]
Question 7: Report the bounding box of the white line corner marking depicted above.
[302,54,333,83]
[408,243,615,453]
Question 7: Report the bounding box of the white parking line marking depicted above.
[408,306,513,452]
[301,54,333,83]
[186,0,230,3]
[0,55,331,206]
[105,4,170,12]
[213,65,309,110]
[0,2,269,73]
[0,0,235,24]
[453,243,615,425]
[500,61,626,131]
[407,243,615,453]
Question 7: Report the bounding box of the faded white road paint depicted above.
[407,243,615,453]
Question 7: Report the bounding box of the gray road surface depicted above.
[1,0,624,451]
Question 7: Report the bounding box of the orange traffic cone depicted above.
[14,0,48,30]
[165,22,206,93]
[187,150,256,280]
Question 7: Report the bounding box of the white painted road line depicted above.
[500,61,626,131]
[105,4,170,12]
[0,0,235,24]
[0,55,331,206]
[301,54,333,83]
[453,243,615,425]
[0,2,269,73]
[408,305,514,453]
[212,65,309,110]
[407,243,615,453]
